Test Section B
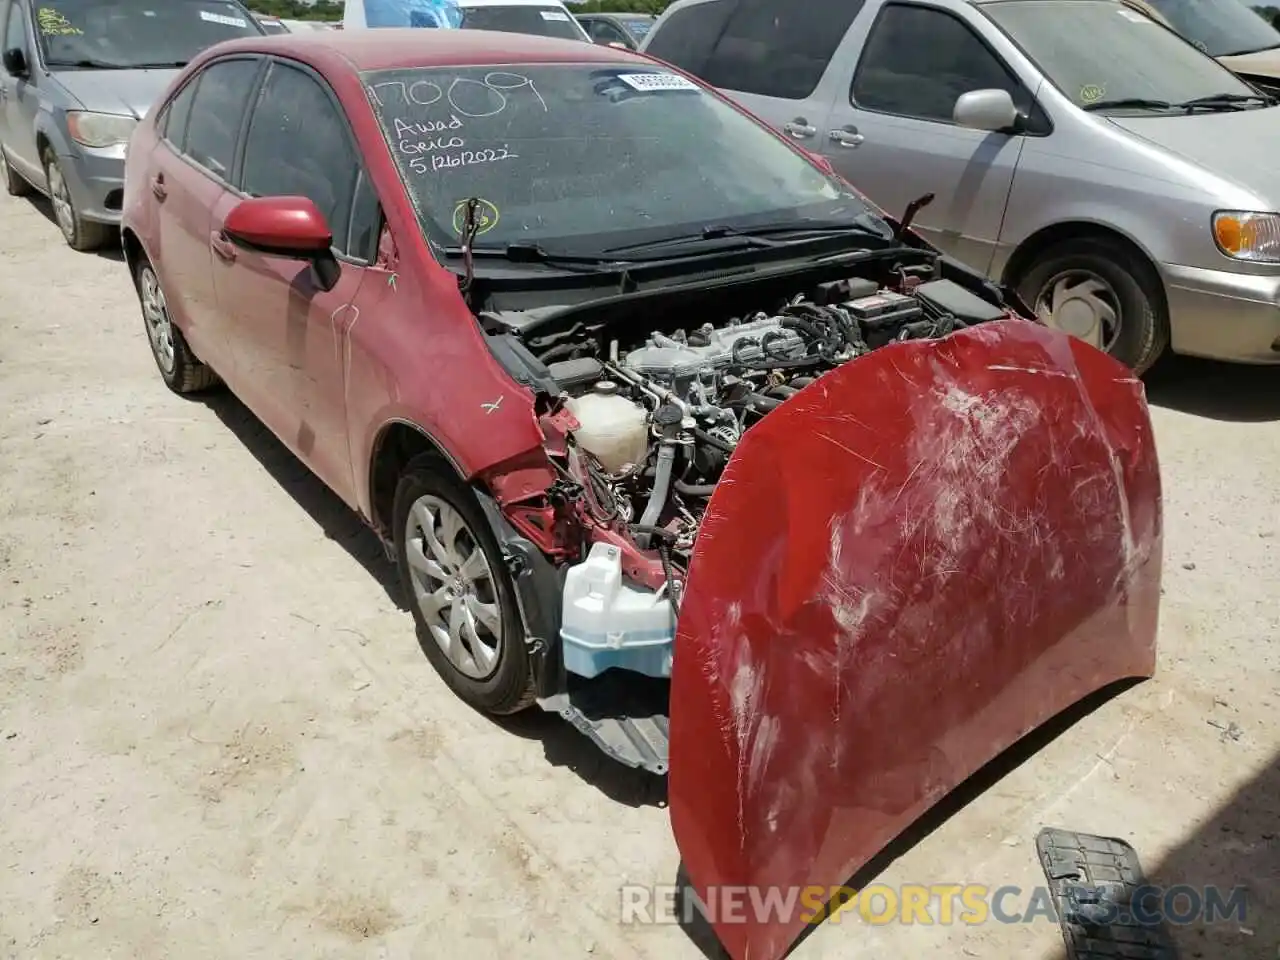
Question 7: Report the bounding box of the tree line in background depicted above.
[242,0,677,21]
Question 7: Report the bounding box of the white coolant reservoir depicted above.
[560,542,675,680]
[565,382,649,474]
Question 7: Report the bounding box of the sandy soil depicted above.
[1,190,1277,960]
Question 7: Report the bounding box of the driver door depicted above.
[823,1,1035,274]
[0,0,40,180]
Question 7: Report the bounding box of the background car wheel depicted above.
[42,147,110,252]
[1017,237,1169,375]
[1,146,31,197]
[393,459,535,716]
[134,258,220,394]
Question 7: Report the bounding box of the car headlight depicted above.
[1212,211,1280,263]
[65,111,137,149]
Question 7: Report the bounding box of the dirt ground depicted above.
[1,189,1277,960]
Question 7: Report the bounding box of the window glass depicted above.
[457,5,586,40]
[241,62,359,249]
[33,0,261,70]
[364,63,876,252]
[702,0,865,100]
[4,1,26,53]
[588,19,629,44]
[161,77,199,151]
[1142,0,1280,57]
[643,0,737,75]
[619,16,653,40]
[185,58,259,178]
[853,4,1023,122]
[347,168,382,262]
[984,0,1255,110]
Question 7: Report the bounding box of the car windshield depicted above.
[619,16,653,40]
[35,0,262,68]
[984,0,1259,110]
[1142,0,1280,56]
[363,63,875,252]
[457,5,586,40]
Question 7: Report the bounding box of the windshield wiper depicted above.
[444,241,623,272]
[127,60,189,69]
[46,58,135,69]
[1219,41,1280,56]
[602,219,882,256]
[1081,97,1174,113]
[1174,92,1277,111]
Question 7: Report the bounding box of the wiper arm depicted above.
[444,241,623,272]
[1081,97,1173,112]
[602,220,881,256]
[127,60,189,69]
[1219,41,1280,56]
[46,58,135,69]
[1174,92,1277,110]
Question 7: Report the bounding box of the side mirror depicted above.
[953,88,1020,133]
[2,47,28,78]
[223,195,341,291]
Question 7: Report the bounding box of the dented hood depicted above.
[668,320,1162,960]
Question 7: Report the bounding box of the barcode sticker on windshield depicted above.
[540,9,570,20]
[617,73,700,92]
[200,10,247,26]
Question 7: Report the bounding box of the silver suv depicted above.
[0,0,262,250]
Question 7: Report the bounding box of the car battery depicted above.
[844,290,924,329]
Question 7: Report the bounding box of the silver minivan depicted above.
[642,0,1280,371]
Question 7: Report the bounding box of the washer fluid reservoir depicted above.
[566,382,649,474]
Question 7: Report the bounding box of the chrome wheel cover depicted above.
[404,494,503,680]
[1033,269,1121,352]
[47,161,76,242]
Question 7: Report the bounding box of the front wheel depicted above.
[393,460,536,715]
[43,147,110,252]
[1017,238,1169,375]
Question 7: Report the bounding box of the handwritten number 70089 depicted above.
[366,73,548,116]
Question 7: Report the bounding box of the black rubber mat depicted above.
[1036,827,1179,959]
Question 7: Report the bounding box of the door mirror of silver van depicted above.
[954,89,1019,132]
[2,48,28,78]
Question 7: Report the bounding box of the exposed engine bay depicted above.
[483,270,1012,682]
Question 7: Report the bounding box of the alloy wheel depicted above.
[1032,269,1121,352]
[403,494,503,680]
[46,160,76,243]
[139,265,176,375]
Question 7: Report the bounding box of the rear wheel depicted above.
[393,459,535,715]
[1017,237,1168,375]
[43,147,110,252]
[1,145,30,197]
[134,258,219,394]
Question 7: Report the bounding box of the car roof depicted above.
[209,27,644,73]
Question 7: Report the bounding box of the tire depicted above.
[42,146,110,252]
[134,257,220,394]
[1,145,31,197]
[394,458,535,716]
[1016,237,1169,375]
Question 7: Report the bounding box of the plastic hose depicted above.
[637,442,676,549]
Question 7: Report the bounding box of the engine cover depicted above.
[623,316,806,380]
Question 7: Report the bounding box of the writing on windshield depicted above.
[367,71,546,176]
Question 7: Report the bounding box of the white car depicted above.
[344,0,591,41]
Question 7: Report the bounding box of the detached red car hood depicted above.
[669,320,1162,960]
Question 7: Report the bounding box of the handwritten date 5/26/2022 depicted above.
[368,71,545,174]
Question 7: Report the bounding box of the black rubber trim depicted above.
[1036,827,1178,959]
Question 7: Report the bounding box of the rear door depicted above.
[211,57,374,504]
[149,56,263,375]
[822,1,1041,273]
[645,0,866,149]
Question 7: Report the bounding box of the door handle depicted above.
[150,173,167,201]
[210,231,237,263]
[829,126,865,148]
[783,118,817,139]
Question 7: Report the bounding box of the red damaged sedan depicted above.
[120,28,1162,960]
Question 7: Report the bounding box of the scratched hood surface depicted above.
[668,320,1162,960]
